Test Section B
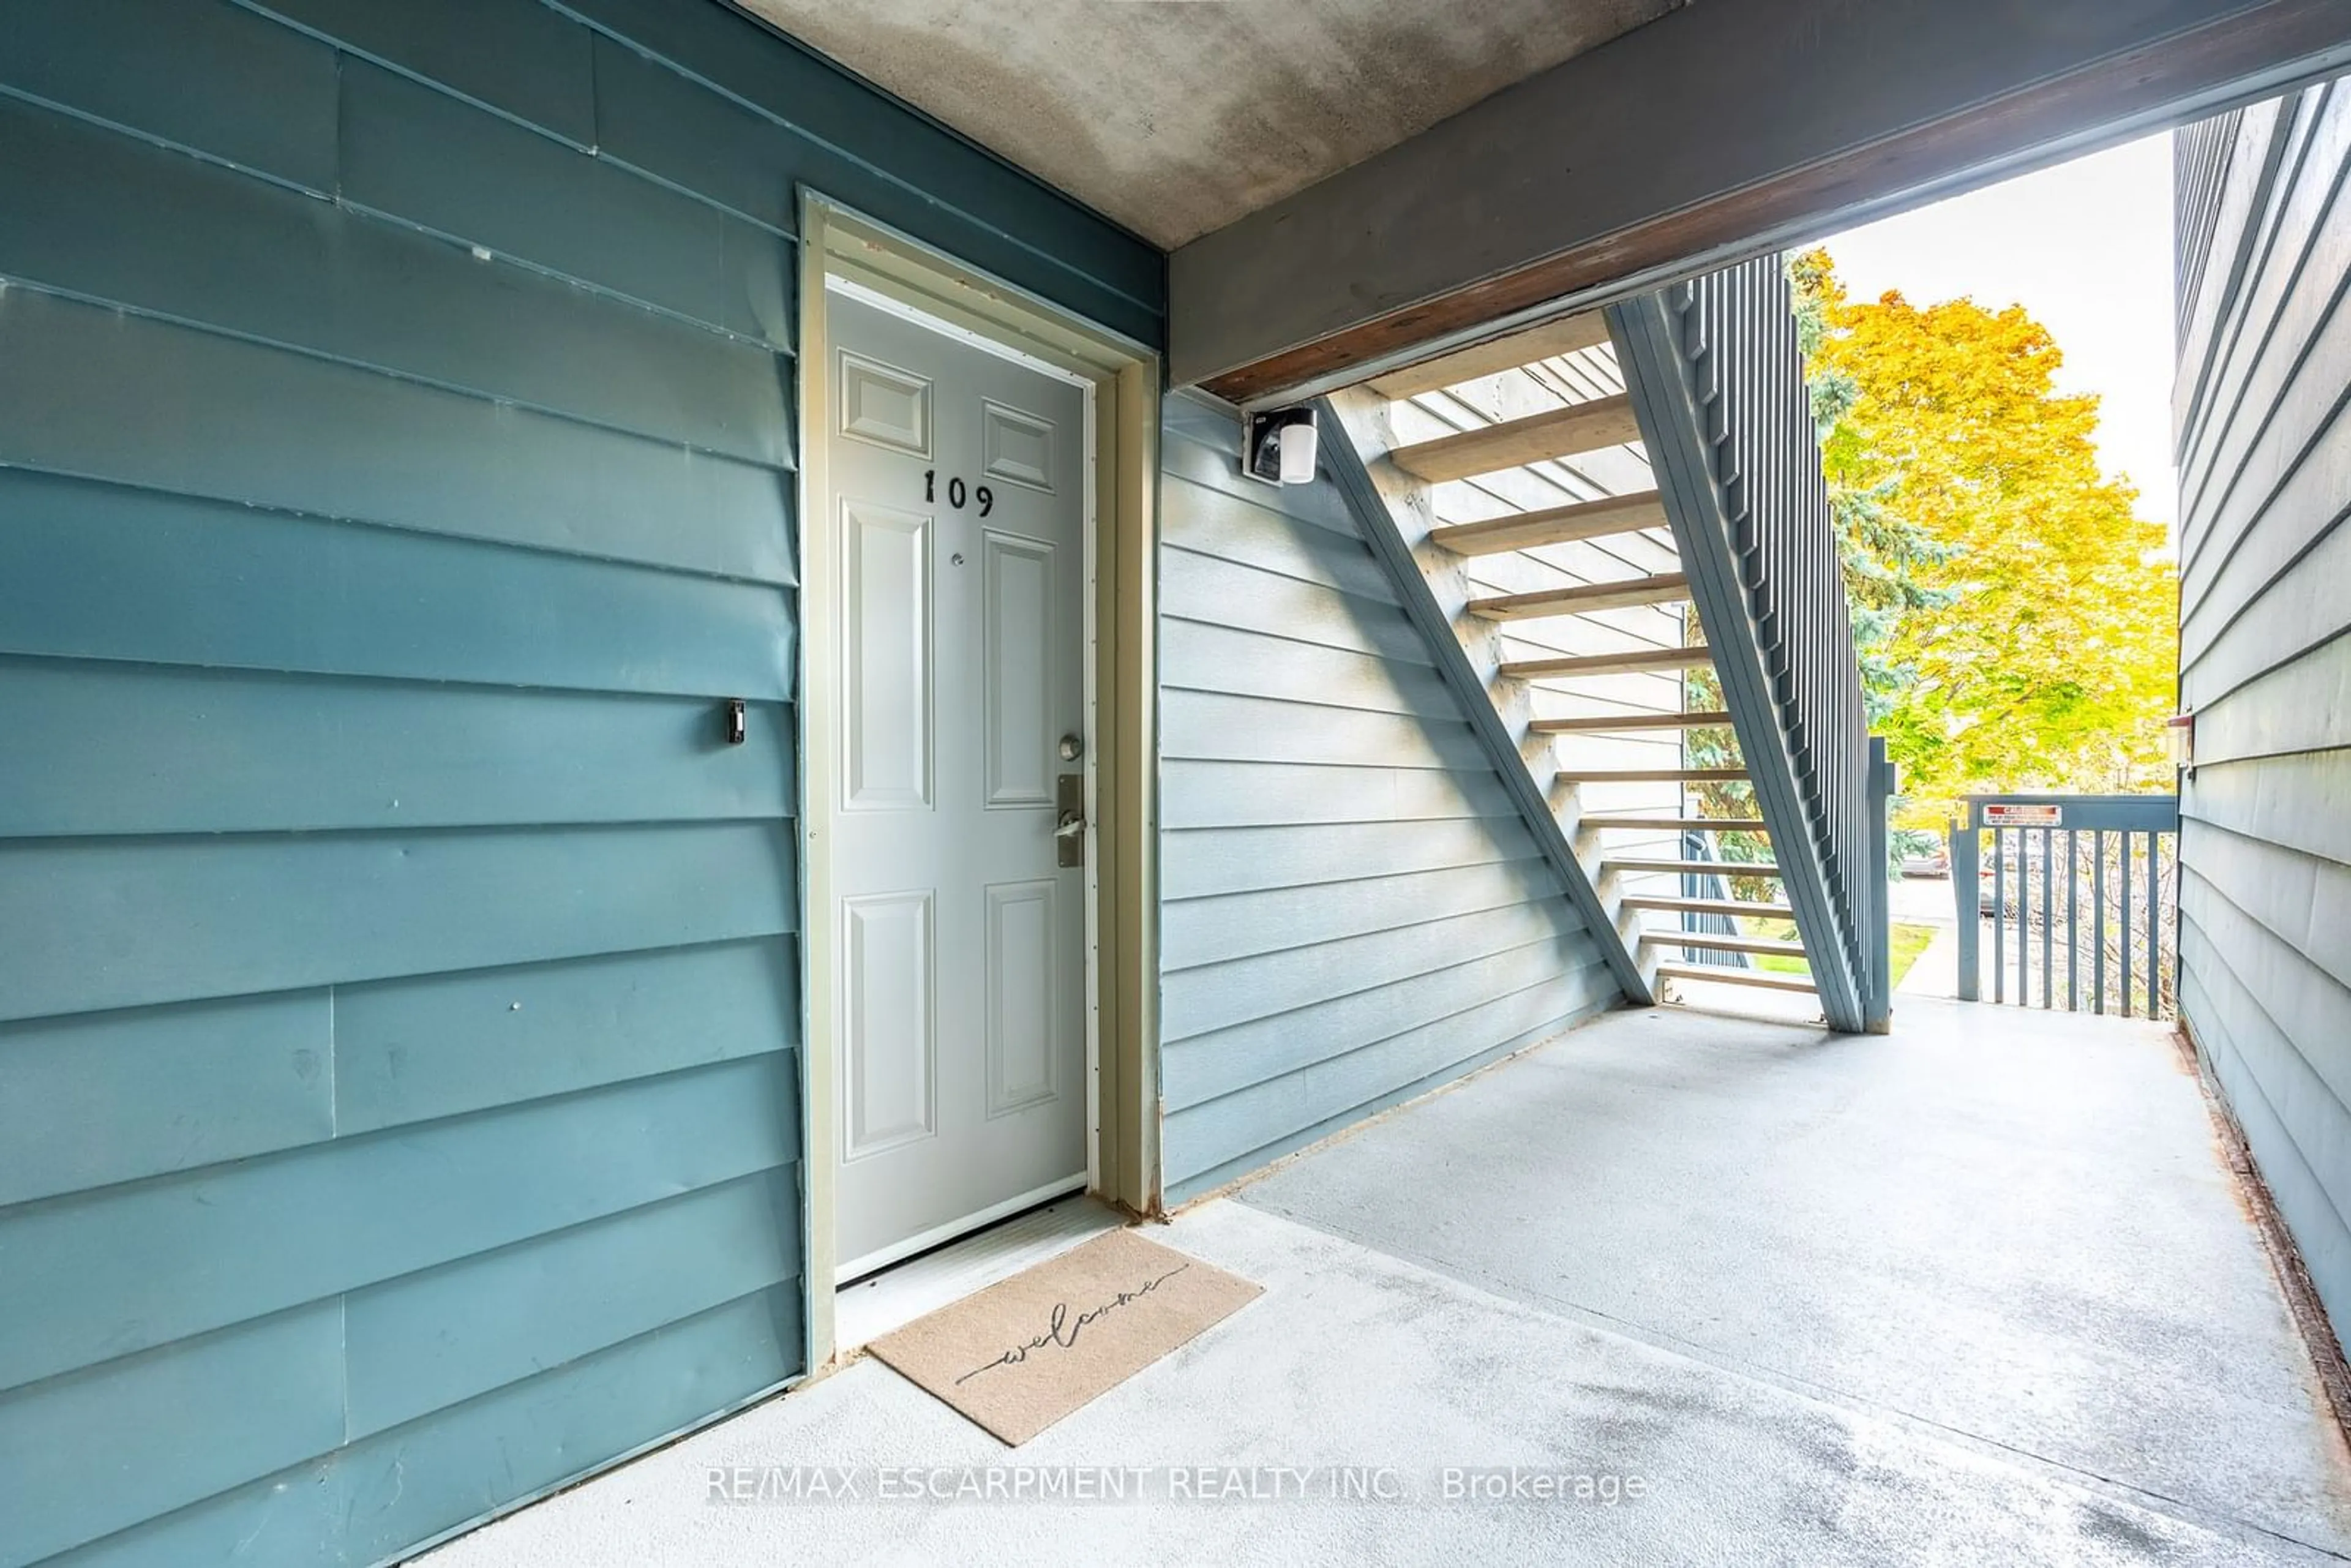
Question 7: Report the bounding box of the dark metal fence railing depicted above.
[1613,258,1892,1032]
[1949,794,2180,1018]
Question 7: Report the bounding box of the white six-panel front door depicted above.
[825,285,1088,1280]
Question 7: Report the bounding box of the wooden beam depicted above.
[1172,0,2351,400]
[1388,395,1640,481]
[1624,895,1793,920]
[1363,312,1610,399]
[1655,962,1818,994]
[1578,816,1768,831]
[1534,709,1730,733]
[1429,491,1668,556]
[1642,932,1808,959]
[1502,644,1712,680]
[1468,571,1687,622]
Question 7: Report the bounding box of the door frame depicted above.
[795,195,1161,1368]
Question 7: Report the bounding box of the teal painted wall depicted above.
[1153,396,1621,1202]
[0,2,1160,1564]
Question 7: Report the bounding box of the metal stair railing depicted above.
[1675,829,1754,970]
[1610,259,1892,1033]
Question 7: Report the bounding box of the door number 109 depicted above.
[924,471,994,517]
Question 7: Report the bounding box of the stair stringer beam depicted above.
[1605,295,1867,1031]
[1319,389,1655,1006]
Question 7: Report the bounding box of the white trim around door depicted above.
[795,197,1162,1371]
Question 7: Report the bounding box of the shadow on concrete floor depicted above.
[421,1000,2351,1567]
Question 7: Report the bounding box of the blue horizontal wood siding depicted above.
[2173,81,2351,1337]
[1156,396,1624,1202]
[0,2,1160,1564]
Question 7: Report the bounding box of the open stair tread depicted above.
[1388,394,1642,481]
[1502,645,1716,680]
[1656,962,1818,994]
[1327,265,1873,1033]
[1557,767,1749,784]
[1430,491,1668,556]
[1623,895,1794,919]
[1643,932,1807,958]
[1365,313,1611,400]
[1534,709,1730,733]
[1606,858,1781,877]
[1469,571,1689,621]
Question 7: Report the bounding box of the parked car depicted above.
[1900,846,1950,878]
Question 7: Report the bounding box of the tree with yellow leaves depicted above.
[1792,250,2178,830]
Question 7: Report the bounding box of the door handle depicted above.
[1055,773,1085,868]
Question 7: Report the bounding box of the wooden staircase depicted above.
[1325,311,1824,1012]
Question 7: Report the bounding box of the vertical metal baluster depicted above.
[2146,830,2161,1018]
[2017,827,2030,1007]
[2014,827,2027,1006]
[1993,828,2006,1005]
[2120,830,2135,1019]
[1952,817,1979,1000]
[2018,827,2031,1007]
[2039,827,2053,1010]
[2092,830,2107,1015]
[2020,828,2033,1007]
[2066,828,2079,1011]
[1644,258,1921,1024]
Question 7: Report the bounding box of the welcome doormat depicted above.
[868,1228,1262,1445]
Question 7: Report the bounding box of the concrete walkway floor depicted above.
[419,1000,2351,1566]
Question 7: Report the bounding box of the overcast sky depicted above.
[1815,133,2177,535]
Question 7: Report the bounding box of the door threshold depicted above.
[834,1190,1123,1352]
[837,1173,1092,1287]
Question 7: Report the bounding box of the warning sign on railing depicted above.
[1982,803,2063,827]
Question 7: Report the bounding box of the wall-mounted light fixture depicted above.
[2166,711,2194,769]
[1244,405,1318,486]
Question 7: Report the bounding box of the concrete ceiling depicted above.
[732,0,1683,249]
